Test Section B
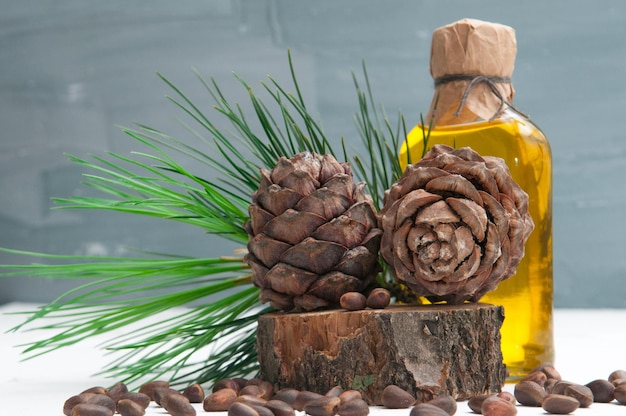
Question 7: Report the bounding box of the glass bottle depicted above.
[400,18,553,378]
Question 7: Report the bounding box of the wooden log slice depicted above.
[257,303,506,405]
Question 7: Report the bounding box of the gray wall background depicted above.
[1,0,625,307]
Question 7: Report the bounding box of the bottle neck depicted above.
[426,76,515,127]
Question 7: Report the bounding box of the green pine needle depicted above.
[347,60,407,207]
[1,50,408,387]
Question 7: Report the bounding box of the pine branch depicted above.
[1,50,408,387]
[346,60,407,208]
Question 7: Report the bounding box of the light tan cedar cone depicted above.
[380,144,534,304]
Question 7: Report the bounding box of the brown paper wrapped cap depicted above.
[427,18,518,125]
[430,18,516,79]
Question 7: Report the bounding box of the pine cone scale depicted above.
[446,197,488,242]
[294,189,351,219]
[415,200,460,224]
[478,190,509,241]
[307,271,363,302]
[397,190,442,226]
[256,184,301,216]
[260,288,294,311]
[335,246,380,277]
[248,234,290,268]
[247,205,273,235]
[445,160,500,197]
[279,238,346,275]
[324,174,355,196]
[279,170,320,195]
[396,167,448,199]
[393,221,415,271]
[312,217,367,248]
[263,209,327,245]
[446,245,481,283]
[425,174,484,205]
[472,225,498,279]
[248,257,269,287]
[360,228,383,254]
[265,263,318,296]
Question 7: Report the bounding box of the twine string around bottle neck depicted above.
[434,74,527,121]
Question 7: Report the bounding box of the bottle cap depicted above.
[427,18,517,125]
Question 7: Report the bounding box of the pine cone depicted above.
[380,144,534,304]
[245,152,382,311]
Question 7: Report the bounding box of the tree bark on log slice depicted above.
[257,303,506,405]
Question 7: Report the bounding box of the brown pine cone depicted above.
[380,144,534,304]
[245,152,382,311]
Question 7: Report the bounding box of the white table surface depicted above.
[1,302,625,415]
